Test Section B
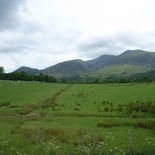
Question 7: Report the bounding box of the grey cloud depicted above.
[0,0,25,29]
[76,31,149,59]
[77,38,109,51]
[0,30,37,54]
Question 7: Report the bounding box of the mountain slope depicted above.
[89,50,155,78]
[85,55,116,71]
[15,49,155,79]
[42,59,88,77]
[42,55,115,77]
[110,49,155,66]
[14,66,40,75]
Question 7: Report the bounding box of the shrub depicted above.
[74,107,80,111]
[44,128,64,136]
[97,120,119,128]
[126,101,155,116]
[130,111,140,118]
[136,121,155,130]
[0,102,10,107]
[117,104,123,112]
[104,107,109,112]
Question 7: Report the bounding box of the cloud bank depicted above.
[0,0,155,72]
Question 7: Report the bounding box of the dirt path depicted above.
[18,84,74,115]
[38,84,74,109]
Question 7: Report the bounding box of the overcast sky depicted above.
[1,0,155,72]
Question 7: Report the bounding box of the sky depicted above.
[1,0,155,72]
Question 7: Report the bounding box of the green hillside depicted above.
[90,63,153,78]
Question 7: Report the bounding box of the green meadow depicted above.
[0,80,155,154]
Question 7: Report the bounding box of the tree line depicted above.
[1,66,155,83]
[0,67,57,83]
[60,74,155,84]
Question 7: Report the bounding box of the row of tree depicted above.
[0,67,57,83]
[1,66,155,83]
[60,74,155,84]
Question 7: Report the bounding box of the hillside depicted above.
[89,49,155,78]
[42,59,88,77]
[110,50,155,66]
[15,55,115,78]
[42,55,115,77]
[15,66,41,75]
[15,49,155,79]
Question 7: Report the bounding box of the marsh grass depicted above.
[97,120,119,128]
[135,120,155,134]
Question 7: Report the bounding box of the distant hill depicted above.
[42,55,115,77]
[15,66,40,75]
[110,49,155,66]
[15,49,155,79]
[89,49,155,78]
[42,59,88,78]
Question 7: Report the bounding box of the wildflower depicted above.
[110,149,113,152]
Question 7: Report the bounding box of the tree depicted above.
[0,66,4,79]
[0,66,4,74]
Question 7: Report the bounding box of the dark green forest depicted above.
[0,66,57,83]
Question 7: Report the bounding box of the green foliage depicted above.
[97,120,119,128]
[0,102,10,107]
[0,66,4,74]
[136,121,155,130]
[0,71,57,83]
[126,101,155,116]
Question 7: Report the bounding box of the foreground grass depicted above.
[0,80,155,154]
[0,115,155,154]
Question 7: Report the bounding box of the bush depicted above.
[104,107,109,112]
[126,101,155,116]
[0,102,10,107]
[97,120,119,128]
[136,121,155,130]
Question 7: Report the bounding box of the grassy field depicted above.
[0,80,155,154]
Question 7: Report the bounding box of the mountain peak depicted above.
[125,49,144,52]
[119,49,147,58]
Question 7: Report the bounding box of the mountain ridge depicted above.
[15,49,155,79]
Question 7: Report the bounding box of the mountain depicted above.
[14,66,40,75]
[42,59,88,77]
[89,49,155,78]
[15,49,155,79]
[110,49,155,66]
[85,55,116,71]
[15,55,115,78]
[42,55,116,77]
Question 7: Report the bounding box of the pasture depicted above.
[0,80,155,154]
